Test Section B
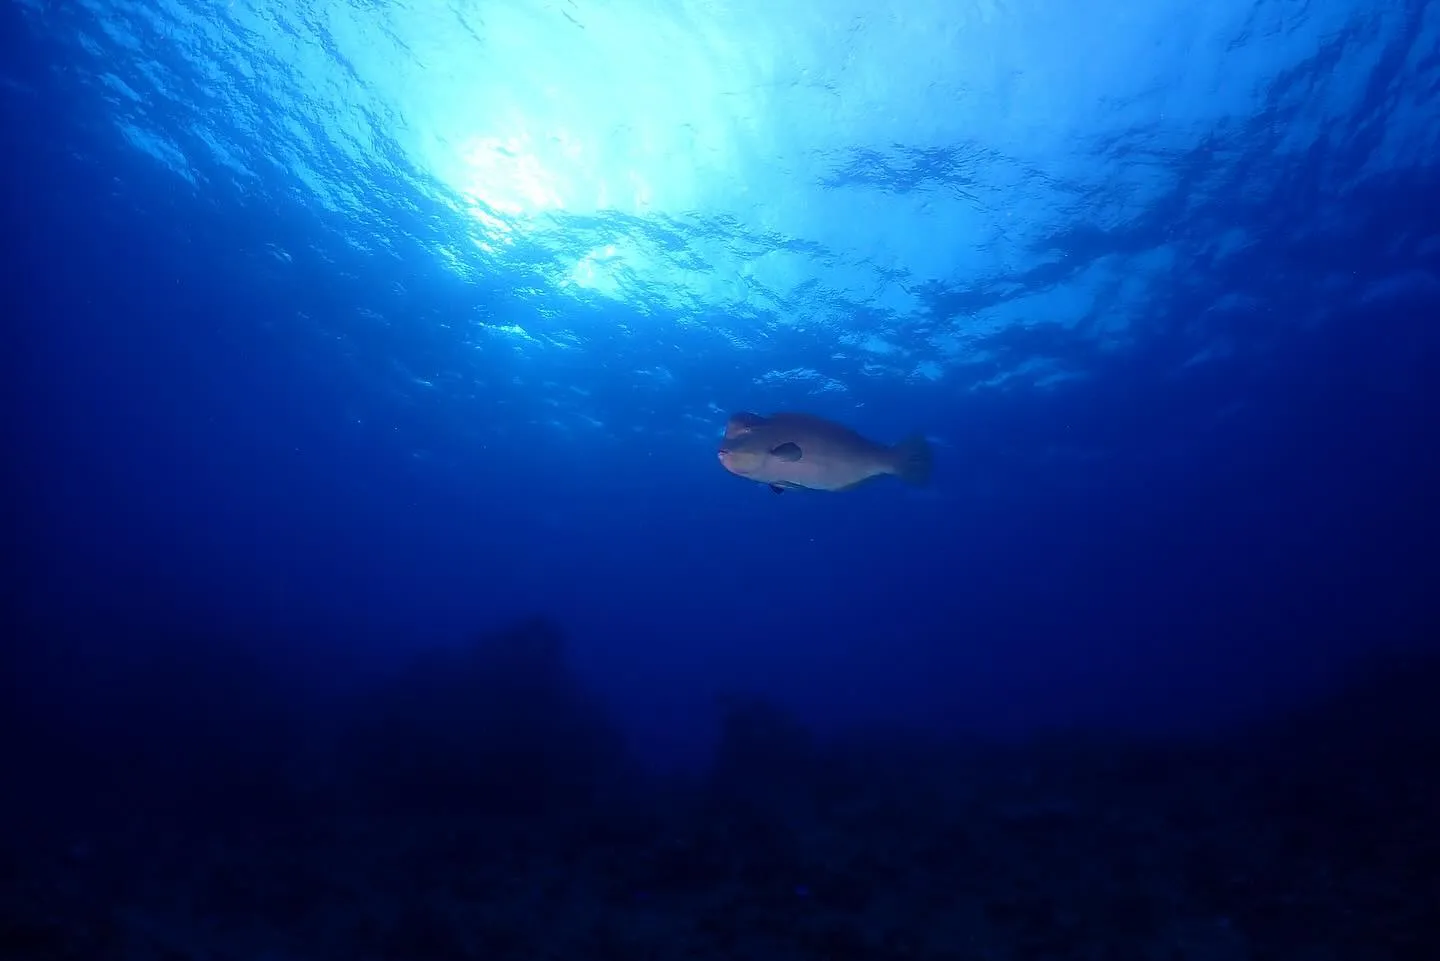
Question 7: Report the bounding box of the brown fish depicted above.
[717,411,933,493]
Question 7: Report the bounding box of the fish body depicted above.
[716,411,933,493]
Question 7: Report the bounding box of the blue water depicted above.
[4,0,1439,957]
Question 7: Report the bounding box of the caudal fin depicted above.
[889,434,934,487]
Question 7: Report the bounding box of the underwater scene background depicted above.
[3,0,1438,959]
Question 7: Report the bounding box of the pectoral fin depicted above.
[770,442,803,462]
[769,484,786,494]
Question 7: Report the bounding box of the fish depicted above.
[716,411,933,494]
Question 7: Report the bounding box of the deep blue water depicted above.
[3,1,1439,957]
[7,0,1440,746]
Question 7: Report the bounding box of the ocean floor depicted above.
[3,622,1435,961]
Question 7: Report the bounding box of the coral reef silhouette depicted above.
[2,618,1436,961]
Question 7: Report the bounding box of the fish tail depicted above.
[888,434,933,486]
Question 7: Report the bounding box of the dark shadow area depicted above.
[2,617,1437,961]
[325,615,627,820]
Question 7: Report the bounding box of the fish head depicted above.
[717,441,770,479]
[717,412,775,480]
[723,411,768,438]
